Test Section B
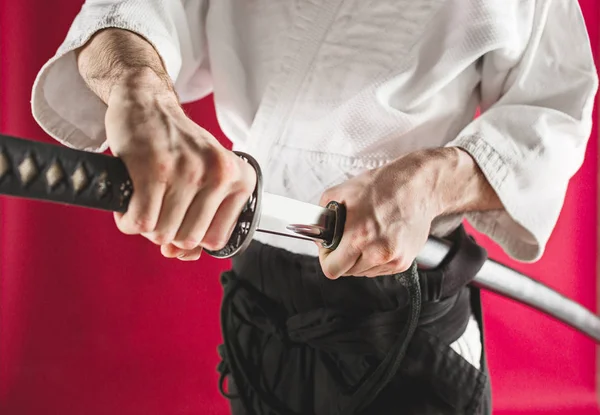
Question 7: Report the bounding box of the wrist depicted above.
[430,146,501,215]
[108,68,178,109]
[432,147,475,214]
[388,147,492,219]
[76,28,174,104]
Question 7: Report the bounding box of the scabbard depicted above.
[0,133,132,212]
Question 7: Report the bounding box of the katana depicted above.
[0,133,598,343]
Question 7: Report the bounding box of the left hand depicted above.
[317,149,455,279]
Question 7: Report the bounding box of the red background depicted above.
[0,1,598,414]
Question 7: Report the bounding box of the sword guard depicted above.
[203,151,263,259]
[320,201,346,250]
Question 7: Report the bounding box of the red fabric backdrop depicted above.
[0,1,598,414]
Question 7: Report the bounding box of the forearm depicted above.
[435,147,502,215]
[390,147,503,219]
[76,28,174,104]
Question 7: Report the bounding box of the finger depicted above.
[161,243,185,258]
[172,186,226,249]
[344,239,403,275]
[318,237,361,280]
[147,184,198,246]
[113,170,167,235]
[319,186,341,207]
[352,258,413,278]
[160,243,203,260]
[202,192,250,251]
[358,264,399,278]
[177,249,202,261]
[344,254,381,277]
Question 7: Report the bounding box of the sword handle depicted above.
[0,134,261,259]
[0,134,132,212]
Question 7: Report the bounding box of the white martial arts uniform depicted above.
[30,0,598,369]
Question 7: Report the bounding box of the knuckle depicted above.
[390,258,411,273]
[322,267,335,280]
[236,165,256,195]
[350,222,372,248]
[343,238,364,259]
[318,259,333,279]
[202,236,228,251]
[149,155,177,184]
[388,259,402,269]
[354,219,380,244]
[197,150,253,192]
[320,188,337,206]
[355,224,372,241]
[170,241,190,251]
[171,235,199,250]
[114,217,132,235]
[116,212,155,234]
[240,179,255,197]
[207,151,234,187]
[132,215,156,234]
[201,228,231,251]
[179,158,206,187]
[178,253,201,262]
[375,242,397,263]
[152,232,173,246]
[348,241,364,257]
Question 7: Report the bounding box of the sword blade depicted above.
[256,193,335,242]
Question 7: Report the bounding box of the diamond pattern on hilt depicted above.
[71,164,90,193]
[0,150,9,179]
[18,154,39,185]
[96,171,110,198]
[45,161,65,188]
[118,179,133,207]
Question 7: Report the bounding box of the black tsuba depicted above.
[204,152,263,259]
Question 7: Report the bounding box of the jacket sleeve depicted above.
[446,0,598,261]
[31,0,211,152]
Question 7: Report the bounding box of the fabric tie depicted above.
[217,263,422,415]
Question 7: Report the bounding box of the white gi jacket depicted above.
[30,0,598,369]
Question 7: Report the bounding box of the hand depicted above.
[317,147,501,279]
[75,29,255,260]
[105,73,256,261]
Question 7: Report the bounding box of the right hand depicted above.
[104,71,256,261]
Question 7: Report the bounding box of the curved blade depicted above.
[419,238,600,343]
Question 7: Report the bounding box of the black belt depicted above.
[418,225,488,303]
[219,263,420,414]
[217,225,487,414]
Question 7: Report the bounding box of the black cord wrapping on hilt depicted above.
[0,134,264,259]
[216,263,422,415]
[0,133,132,212]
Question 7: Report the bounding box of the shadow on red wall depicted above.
[0,1,598,414]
